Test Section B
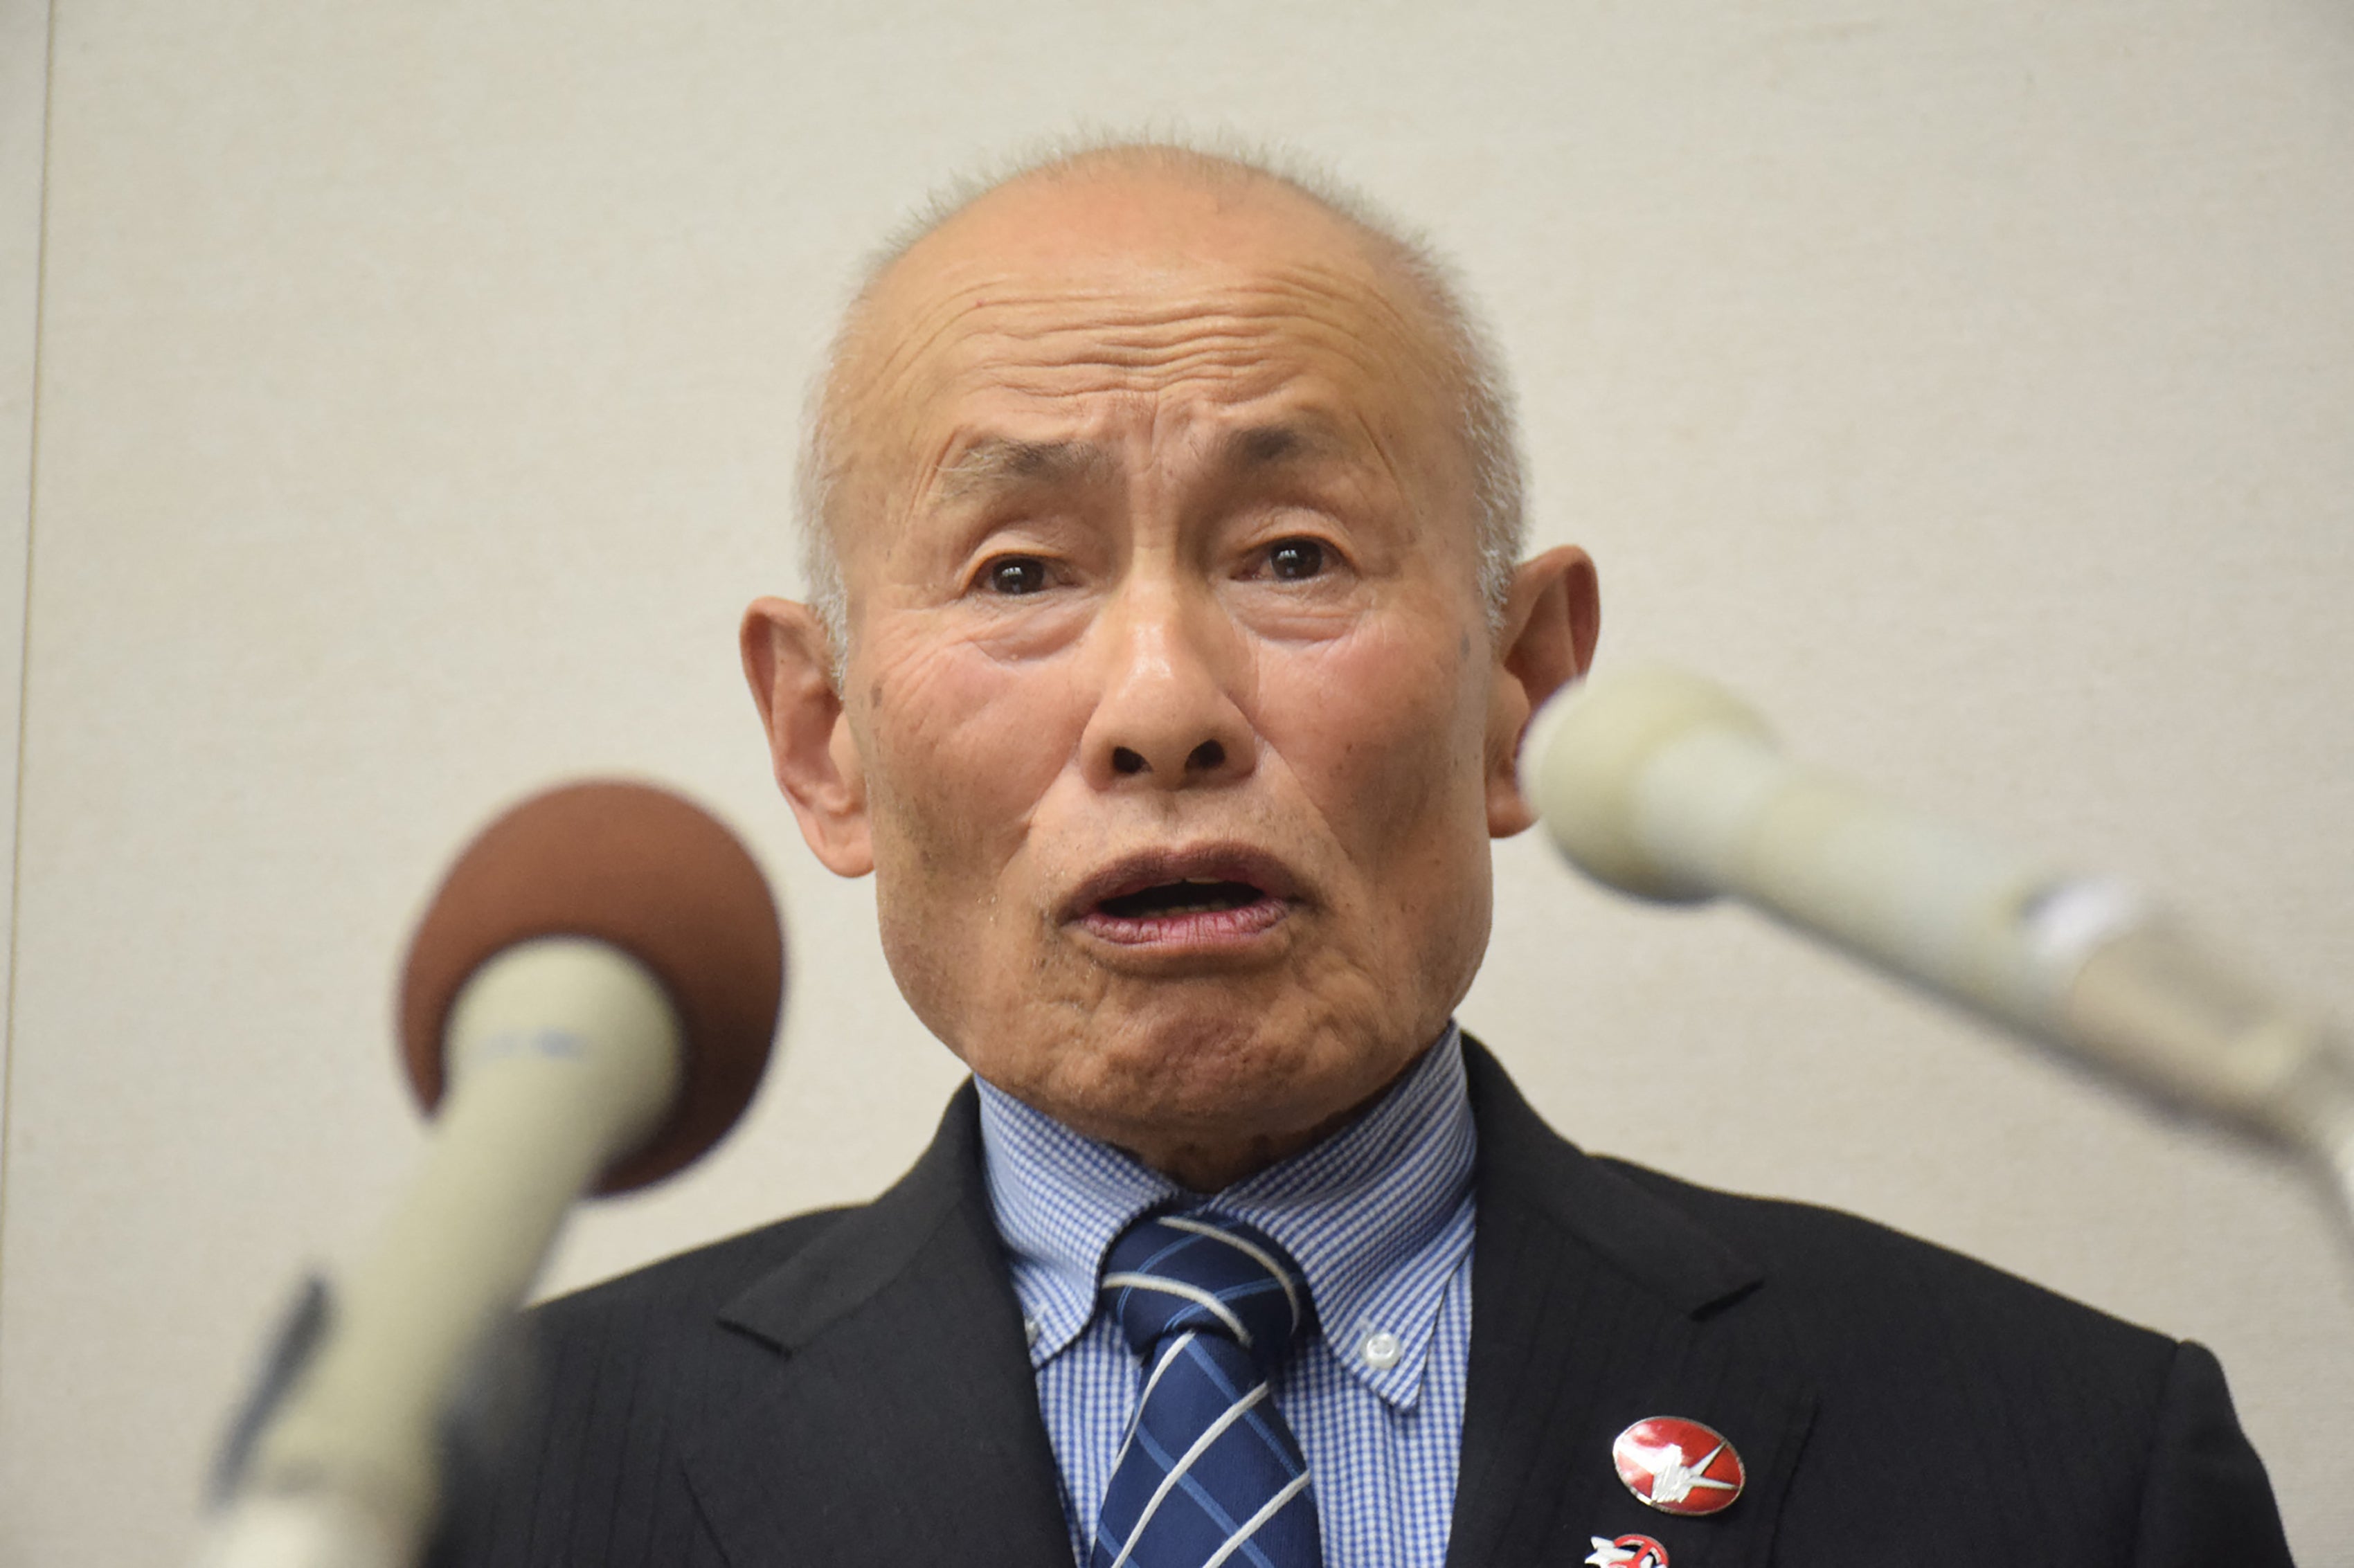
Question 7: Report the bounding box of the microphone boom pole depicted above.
[1522,666,2354,1247]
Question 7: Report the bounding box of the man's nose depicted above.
[1079,585,1254,791]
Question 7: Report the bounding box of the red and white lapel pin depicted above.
[1611,1416,1745,1517]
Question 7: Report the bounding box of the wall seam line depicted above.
[0,0,62,1333]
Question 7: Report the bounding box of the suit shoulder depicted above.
[532,1204,854,1340]
[1590,1153,2178,1367]
[1561,1157,2290,1562]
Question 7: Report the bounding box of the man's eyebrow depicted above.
[934,438,1117,499]
[1216,420,1351,470]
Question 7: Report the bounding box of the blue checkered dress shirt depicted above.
[976,1025,1477,1568]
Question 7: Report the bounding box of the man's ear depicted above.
[741,597,874,876]
[1485,545,1600,838]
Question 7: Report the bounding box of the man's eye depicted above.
[985,556,1049,595]
[1266,539,1326,581]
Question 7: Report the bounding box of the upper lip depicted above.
[1062,842,1306,920]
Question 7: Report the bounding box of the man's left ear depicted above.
[1485,544,1600,838]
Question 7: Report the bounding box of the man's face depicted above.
[752,168,1588,1187]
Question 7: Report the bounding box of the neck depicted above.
[1115,1050,1431,1193]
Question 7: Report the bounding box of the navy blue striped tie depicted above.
[1089,1211,1321,1568]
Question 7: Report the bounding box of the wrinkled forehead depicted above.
[827,169,1470,521]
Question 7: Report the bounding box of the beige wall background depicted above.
[1,1,2349,1562]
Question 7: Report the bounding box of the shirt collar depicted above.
[976,1024,1477,1409]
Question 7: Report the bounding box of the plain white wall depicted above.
[2,1,2350,1562]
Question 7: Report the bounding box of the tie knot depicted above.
[1100,1211,1309,1376]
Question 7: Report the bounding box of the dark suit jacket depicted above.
[440,1039,2292,1567]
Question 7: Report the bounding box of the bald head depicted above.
[796,141,1527,666]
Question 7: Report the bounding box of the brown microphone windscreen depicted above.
[397,780,784,1193]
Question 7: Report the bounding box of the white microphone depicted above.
[197,782,785,1568]
[1521,665,2354,1240]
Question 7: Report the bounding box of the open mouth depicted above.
[1096,878,1270,920]
[1069,849,1300,949]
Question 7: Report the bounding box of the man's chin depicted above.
[980,1013,1408,1178]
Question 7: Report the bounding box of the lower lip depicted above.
[1076,896,1291,948]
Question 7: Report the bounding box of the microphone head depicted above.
[1522,665,1775,903]
[397,780,785,1193]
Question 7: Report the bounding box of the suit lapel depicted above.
[679,1085,1074,1568]
[1448,1041,1817,1568]
[665,1046,1817,1568]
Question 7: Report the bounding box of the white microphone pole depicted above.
[1522,665,2354,1244]
[193,940,684,1568]
[195,780,785,1568]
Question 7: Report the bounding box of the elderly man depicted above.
[444,144,2290,1567]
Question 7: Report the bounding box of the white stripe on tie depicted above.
[1103,1331,1197,1483]
[1158,1215,1302,1332]
[1198,1470,1313,1568]
[1101,1383,1270,1568]
[1102,1272,1252,1348]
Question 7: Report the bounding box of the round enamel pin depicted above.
[1584,1533,1671,1568]
[1611,1416,1745,1516]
